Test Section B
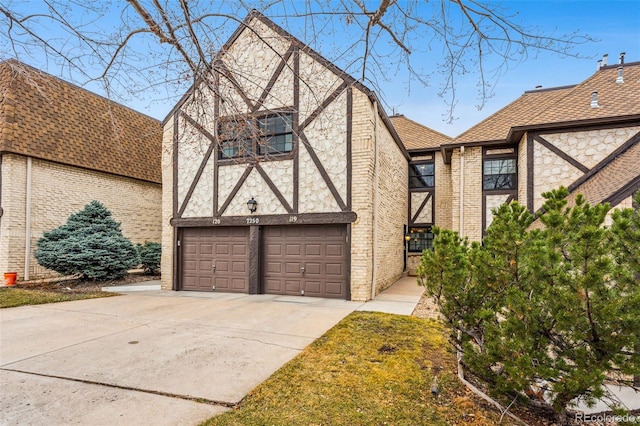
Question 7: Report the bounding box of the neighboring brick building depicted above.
[393,58,639,275]
[0,60,162,280]
[162,11,409,301]
[443,59,640,242]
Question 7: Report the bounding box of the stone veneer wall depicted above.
[0,153,161,280]
[533,127,640,211]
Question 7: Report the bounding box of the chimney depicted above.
[590,91,599,108]
[619,52,626,64]
[616,66,624,84]
[597,59,603,70]
[602,54,608,67]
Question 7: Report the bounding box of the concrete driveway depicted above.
[0,290,363,425]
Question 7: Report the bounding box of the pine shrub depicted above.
[35,201,139,280]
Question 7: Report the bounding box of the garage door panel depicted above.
[285,262,302,274]
[285,244,301,256]
[325,282,343,295]
[326,263,342,276]
[305,244,321,256]
[326,244,343,257]
[285,280,302,293]
[181,227,249,293]
[232,261,247,273]
[263,225,347,298]
[305,263,321,275]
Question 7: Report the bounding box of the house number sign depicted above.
[246,217,259,224]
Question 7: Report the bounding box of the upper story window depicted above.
[409,162,435,188]
[483,158,517,190]
[219,112,293,159]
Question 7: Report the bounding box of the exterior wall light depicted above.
[247,197,258,213]
[404,234,411,242]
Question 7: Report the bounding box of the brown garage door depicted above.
[181,227,249,292]
[263,225,348,299]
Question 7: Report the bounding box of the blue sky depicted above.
[383,0,640,136]
[3,1,639,137]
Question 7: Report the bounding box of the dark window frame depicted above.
[409,161,435,189]
[407,227,434,253]
[482,156,517,191]
[218,111,294,160]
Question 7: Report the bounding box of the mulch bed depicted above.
[15,273,161,294]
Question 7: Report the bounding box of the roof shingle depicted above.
[0,60,161,183]
[389,114,453,150]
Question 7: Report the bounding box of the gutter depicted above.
[24,156,32,280]
[371,100,380,301]
[458,146,465,237]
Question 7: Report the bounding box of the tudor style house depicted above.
[161,11,409,300]
[444,58,640,242]
[163,13,639,299]
[392,58,640,274]
[0,60,162,281]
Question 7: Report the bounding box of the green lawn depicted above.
[203,311,508,426]
[0,287,116,308]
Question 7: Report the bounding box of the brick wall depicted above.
[0,153,161,280]
[350,90,407,300]
[450,146,483,241]
[435,151,452,229]
[161,119,175,291]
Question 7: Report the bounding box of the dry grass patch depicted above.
[0,288,116,308]
[203,311,511,426]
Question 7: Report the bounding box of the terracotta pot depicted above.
[3,272,17,286]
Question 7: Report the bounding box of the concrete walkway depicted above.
[1,276,423,426]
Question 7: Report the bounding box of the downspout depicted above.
[371,100,380,301]
[458,146,465,237]
[24,156,32,281]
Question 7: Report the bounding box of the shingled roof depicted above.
[453,61,640,144]
[389,114,453,150]
[0,60,161,183]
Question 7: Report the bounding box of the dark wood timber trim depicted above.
[248,225,260,294]
[534,135,589,174]
[173,227,179,291]
[180,111,216,143]
[410,192,432,224]
[299,81,349,131]
[217,165,254,216]
[527,133,534,212]
[605,177,640,207]
[568,131,640,192]
[346,87,353,210]
[293,47,300,212]
[218,62,255,111]
[213,71,220,215]
[346,223,352,301]
[299,133,347,211]
[172,114,179,218]
[176,114,217,218]
[171,211,357,227]
[252,45,295,113]
[254,163,293,213]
